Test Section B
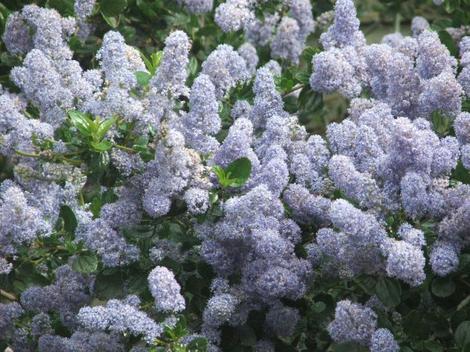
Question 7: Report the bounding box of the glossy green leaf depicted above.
[376,277,401,307]
[225,157,252,187]
[100,0,127,17]
[68,110,92,136]
[455,321,470,349]
[431,277,456,298]
[96,117,116,141]
[135,71,152,86]
[91,140,113,152]
[72,253,98,273]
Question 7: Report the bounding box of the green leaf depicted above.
[151,51,164,71]
[333,342,368,352]
[438,30,459,57]
[225,157,252,187]
[452,161,470,184]
[213,165,227,186]
[91,140,113,152]
[423,340,443,352]
[68,110,92,136]
[431,277,456,298]
[294,71,311,85]
[100,0,127,17]
[96,117,116,141]
[312,301,326,313]
[135,71,152,86]
[455,321,470,349]
[375,277,401,307]
[101,12,120,28]
[187,337,208,352]
[188,56,198,76]
[72,253,98,273]
[47,0,75,16]
[239,325,257,346]
[59,205,78,233]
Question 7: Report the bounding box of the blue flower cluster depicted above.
[0,0,469,350]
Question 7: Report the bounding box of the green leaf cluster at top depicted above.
[135,50,163,86]
[68,110,116,153]
[213,157,252,188]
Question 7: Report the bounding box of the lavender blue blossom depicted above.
[214,0,253,32]
[179,0,213,13]
[148,266,185,313]
[459,67,470,97]
[231,100,252,119]
[142,129,209,217]
[430,241,460,276]
[382,32,404,48]
[245,14,279,47]
[271,17,303,64]
[283,183,331,225]
[264,302,300,338]
[0,256,12,274]
[213,117,258,167]
[328,155,381,208]
[462,144,470,169]
[11,49,75,127]
[411,16,430,37]
[431,136,460,176]
[203,293,239,327]
[455,112,470,144]
[201,44,250,99]
[237,43,259,74]
[74,0,95,19]
[78,296,163,343]
[0,181,49,257]
[184,187,210,214]
[2,12,33,55]
[328,300,377,346]
[382,239,426,286]
[182,74,221,153]
[384,52,421,117]
[96,31,144,88]
[249,156,289,196]
[400,172,431,219]
[310,48,362,98]
[250,66,286,129]
[38,332,123,352]
[418,71,463,118]
[397,223,426,248]
[152,30,190,98]
[31,313,53,336]
[290,0,315,41]
[111,149,145,177]
[76,218,140,267]
[320,0,363,49]
[416,30,457,79]
[370,328,399,352]
[0,303,24,339]
[3,5,75,60]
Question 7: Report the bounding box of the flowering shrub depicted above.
[1,0,470,351]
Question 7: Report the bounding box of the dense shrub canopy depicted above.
[1,0,470,351]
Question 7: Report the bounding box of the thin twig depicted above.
[0,289,17,301]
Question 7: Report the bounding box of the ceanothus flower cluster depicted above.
[311,0,463,119]
[213,0,315,63]
[1,0,470,350]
